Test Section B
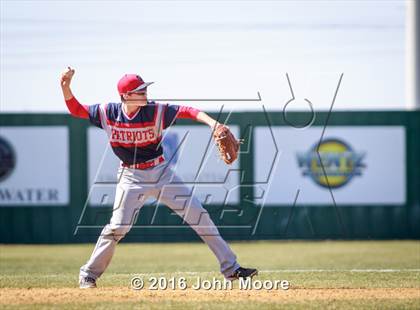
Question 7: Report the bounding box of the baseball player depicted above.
[60,67,258,288]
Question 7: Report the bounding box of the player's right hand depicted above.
[61,66,75,88]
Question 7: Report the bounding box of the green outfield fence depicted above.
[0,110,419,243]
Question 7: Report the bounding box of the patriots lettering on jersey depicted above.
[110,127,157,146]
[88,102,179,164]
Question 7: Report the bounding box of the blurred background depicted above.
[1,0,416,111]
[0,1,419,243]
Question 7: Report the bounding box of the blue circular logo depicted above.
[0,136,16,182]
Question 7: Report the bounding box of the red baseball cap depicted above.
[117,74,153,95]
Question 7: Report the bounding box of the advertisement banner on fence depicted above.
[0,127,69,206]
[254,126,406,205]
[88,125,240,206]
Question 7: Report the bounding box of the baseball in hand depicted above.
[61,66,75,87]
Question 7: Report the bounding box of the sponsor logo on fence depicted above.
[0,136,16,182]
[297,138,365,189]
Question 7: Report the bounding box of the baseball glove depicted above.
[213,124,242,165]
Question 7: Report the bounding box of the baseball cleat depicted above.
[79,276,97,289]
[227,267,258,280]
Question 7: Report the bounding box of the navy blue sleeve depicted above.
[163,104,180,129]
[88,104,103,129]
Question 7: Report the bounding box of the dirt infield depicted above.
[1,288,419,305]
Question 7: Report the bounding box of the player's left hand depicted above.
[213,124,242,165]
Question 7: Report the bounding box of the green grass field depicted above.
[1,241,419,309]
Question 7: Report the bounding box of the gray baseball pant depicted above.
[80,162,240,280]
